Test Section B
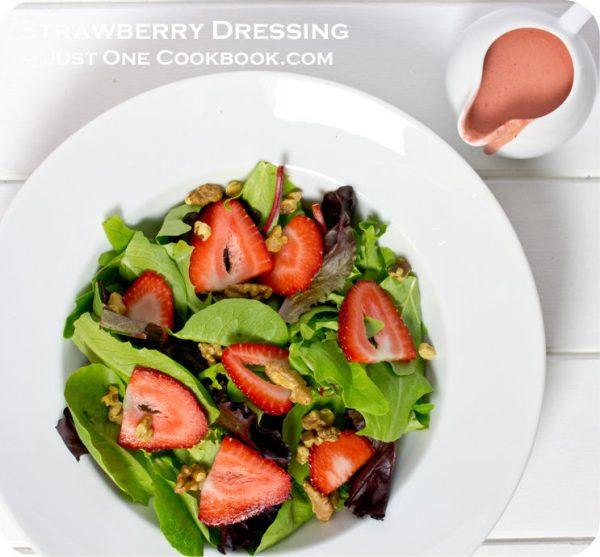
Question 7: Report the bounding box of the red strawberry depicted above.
[338,280,416,363]
[221,344,292,415]
[309,430,375,495]
[261,215,323,295]
[189,200,273,292]
[122,270,174,329]
[118,367,208,451]
[199,436,291,526]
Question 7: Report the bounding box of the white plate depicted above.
[0,72,545,556]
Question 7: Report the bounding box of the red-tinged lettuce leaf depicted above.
[345,440,397,520]
[279,186,356,323]
[217,401,291,469]
[99,309,166,341]
[56,407,89,461]
[218,505,281,554]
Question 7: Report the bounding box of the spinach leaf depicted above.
[293,341,388,417]
[102,215,136,252]
[255,483,314,554]
[174,299,288,346]
[119,231,189,319]
[64,363,153,504]
[72,313,219,422]
[241,161,296,227]
[359,363,432,442]
[163,240,207,314]
[156,204,201,243]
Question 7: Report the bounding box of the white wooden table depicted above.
[0,1,598,555]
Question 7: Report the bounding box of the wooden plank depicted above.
[0,2,597,179]
[488,179,600,353]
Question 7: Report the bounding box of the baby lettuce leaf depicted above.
[174,299,288,346]
[64,364,154,504]
[174,429,222,468]
[152,456,216,555]
[219,505,281,554]
[345,440,397,520]
[292,341,388,417]
[354,219,395,280]
[72,313,219,422]
[63,288,94,338]
[156,204,201,243]
[255,482,314,554]
[102,215,136,252]
[359,362,432,442]
[163,240,208,313]
[119,231,190,319]
[55,407,89,461]
[241,161,296,227]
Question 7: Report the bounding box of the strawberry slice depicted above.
[118,367,208,451]
[122,270,175,329]
[338,280,416,363]
[221,344,292,415]
[199,436,292,526]
[261,215,323,295]
[189,200,273,292]
[309,430,375,496]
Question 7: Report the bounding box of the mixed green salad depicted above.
[58,161,436,555]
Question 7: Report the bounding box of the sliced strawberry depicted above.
[221,344,292,415]
[118,367,208,451]
[261,215,323,295]
[309,430,375,496]
[311,203,327,234]
[199,436,291,526]
[122,270,175,329]
[338,280,416,363]
[189,200,273,292]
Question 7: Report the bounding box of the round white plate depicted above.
[0,72,545,556]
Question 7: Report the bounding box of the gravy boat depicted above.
[446,4,598,159]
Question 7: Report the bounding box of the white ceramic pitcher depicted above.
[446,3,597,159]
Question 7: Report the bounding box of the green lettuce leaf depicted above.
[359,362,432,442]
[255,483,314,554]
[174,299,288,346]
[63,288,94,338]
[354,219,394,280]
[102,215,136,252]
[64,364,153,504]
[72,313,218,422]
[291,341,388,417]
[174,429,222,467]
[241,161,296,227]
[163,240,207,314]
[156,204,201,243]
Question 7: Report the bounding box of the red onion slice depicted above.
[263,165,284,233]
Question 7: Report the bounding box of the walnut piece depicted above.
[301,408,335,431]
[107,292,127,315]
[185,183,224,206]
[388,257,412,281]
[175,464,207,494]
[101,385,123,424]
[317,426,340,443]
[198,342,223,366]
[264,361,312,405]
[265,225,288,253]
[303,480,334,522]
[135,415,154,441]
[223,283,272,300]
[193,220,212,241]
[296,445,309,465]
[418,342,436,360]
[225,180,244,197]
[280,191,302,215]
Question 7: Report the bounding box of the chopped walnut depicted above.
[418,342,436,360]
[135,415,154,441]
[225,180,244,197]
[198,342,223,366]
[107,292,127,315]
[296,445,309,465]
[388,257,412,281]
[280,191,302,215]
[265,225,288,253]
[223,283,272,300]
[317,426,340,443]
[174,464,207,494]
[264,361,312,405]
[193,220,212,241]
[300,430,319,448]
[101,385,123,424]
[303,480,334,522]
[185,183,224,206]
[301,408,335,431]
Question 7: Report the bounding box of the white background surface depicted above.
[0,1,598,555]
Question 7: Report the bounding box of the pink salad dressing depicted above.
[462,27,574,154]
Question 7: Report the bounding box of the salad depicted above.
[58,161,436,555]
